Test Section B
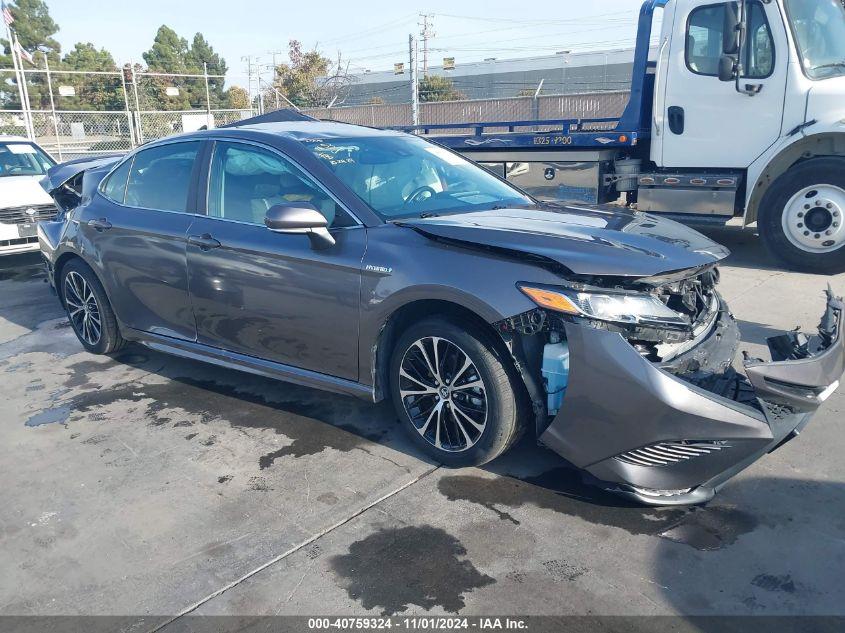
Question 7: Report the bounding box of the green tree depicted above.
[186,33,228,108]
[59,43,122,110]
[418,75,466,102]
[141,26,228,110]
[142,25,192,110]
[225,85,250,109]
[0,0,61,110]
[272,40,332,107]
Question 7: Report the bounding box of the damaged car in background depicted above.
[36,119,844,506]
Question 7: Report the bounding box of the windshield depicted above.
[0,142,54,177]
[301,135,533,220]
[784,0,845,79]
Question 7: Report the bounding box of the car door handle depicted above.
[667,106,685,135]
[187,233,222,250]
[87,218,112,231]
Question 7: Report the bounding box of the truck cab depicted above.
[406,0,845,273]
[648,0,845,273]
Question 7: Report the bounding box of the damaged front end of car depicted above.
[496,268,844,506]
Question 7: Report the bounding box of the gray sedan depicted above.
[37,120,844,505]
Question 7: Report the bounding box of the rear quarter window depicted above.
[100,158,133,204]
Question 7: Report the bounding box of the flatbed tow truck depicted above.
[398,0,845,274]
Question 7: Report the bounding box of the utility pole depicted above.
[418,13,435,77]
[39,49,61,160]
[409,34,419,128]
[266,50,284,109]
[242,55,260,114]
[203,62,212,126]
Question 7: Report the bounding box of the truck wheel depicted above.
[759,158,845,274]
[389,317,526,467]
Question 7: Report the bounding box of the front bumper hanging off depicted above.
[539,290,844,506]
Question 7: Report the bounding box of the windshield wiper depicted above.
[812,61,845,71]
[419,212,440,218]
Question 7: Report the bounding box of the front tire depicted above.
[389,317,526,467]
[60,259,125,355]
[759,158,845,274]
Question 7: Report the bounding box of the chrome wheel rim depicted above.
[399,336,487,453]
[782,184,845,253]
[64,271,102,346]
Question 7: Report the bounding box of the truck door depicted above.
[657,0,788,168]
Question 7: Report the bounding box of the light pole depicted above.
[38,46,62,161]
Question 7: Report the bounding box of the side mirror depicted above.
[718,54,737,82]
[722,1,741,55]
[264,203,336,249]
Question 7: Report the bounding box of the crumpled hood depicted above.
[0,175,54,209]
[397,204,730,278]
[40,155,122,195]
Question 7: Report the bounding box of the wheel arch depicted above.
[747,133,845,225]
[53,251,101,306]
[371,298,517,404]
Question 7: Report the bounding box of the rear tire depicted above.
[389,317,526,467]
[759,158,845,274]
[60,259,125,355]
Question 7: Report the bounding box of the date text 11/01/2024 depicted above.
[307,617,529,629]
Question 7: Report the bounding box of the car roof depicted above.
[167,120,406,146]
[0,135,37,143]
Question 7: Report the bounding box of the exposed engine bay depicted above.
[495,264,844,505]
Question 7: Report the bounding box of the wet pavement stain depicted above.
[0,265,44,283]
[658,506,759,551]
[440,470,759,550]
[25,406,71,427]
[542,559,587,582]
[31,369,385,466]
[329,525,495,615]
[439,471,685,534]
[751,573,797,593]
[217,475,233,484]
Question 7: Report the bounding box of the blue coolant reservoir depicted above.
[542,335,570,416]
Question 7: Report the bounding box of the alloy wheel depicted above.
[398,336,488,453]
[64,271,102,346]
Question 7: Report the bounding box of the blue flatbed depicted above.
[394,116,644,151]
[393,1,668,154]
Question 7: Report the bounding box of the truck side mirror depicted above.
[722,1,741,55]
[718,54,737,82]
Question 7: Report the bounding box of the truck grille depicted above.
[0,204,58,225]
[614,441,729,467]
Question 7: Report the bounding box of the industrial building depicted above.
[341,47,638,105]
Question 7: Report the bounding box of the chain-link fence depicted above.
[2,62,633,161]
[305,90,631,130]
[134,109,251,144]
[0,66,254,160]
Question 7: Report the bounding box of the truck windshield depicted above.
[301,135,532,220]
[0,142,54,177]
[784,0,845,79]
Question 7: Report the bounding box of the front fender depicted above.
[745,131,845,225]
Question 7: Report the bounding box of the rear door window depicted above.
[125,142,201,213]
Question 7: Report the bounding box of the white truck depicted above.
[407,0,845,273]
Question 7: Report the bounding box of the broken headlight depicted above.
[519,284,689,328]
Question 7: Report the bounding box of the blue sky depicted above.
[46,0,646,87]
